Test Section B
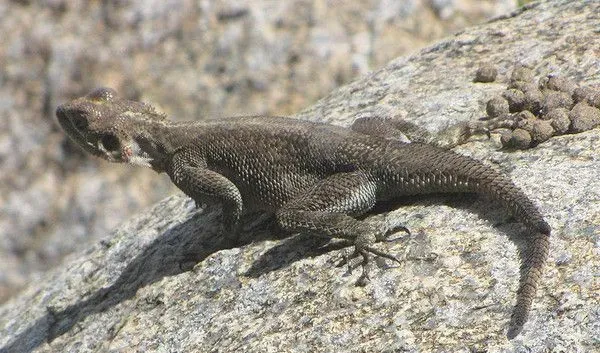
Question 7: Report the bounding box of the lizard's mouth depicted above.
[56,104,103,158]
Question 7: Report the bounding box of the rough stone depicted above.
[545,108,570,134]
[541,90,574,114]
[486,96,509,117]
[510,64,535,84]
[1,1,598,352]
[474,63,498,83]
[546,75,577,96]
[588,91,600,109]
[0,0,519,304]
[572,86,594,103]
[522,86,545,114]
[507,80,536,92]
[530,119,554,144]
[569,102,600,133]
[502,89,527,113]
[501,128,532,149]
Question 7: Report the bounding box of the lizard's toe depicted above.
[336,247,361,269]
[355,250,372,286]
[364,246,401,265]
[381,224,410,242]
[338,245,401,286]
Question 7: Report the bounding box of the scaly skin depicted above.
[56,87,550,339]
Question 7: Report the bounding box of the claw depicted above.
[355,250,371,286]
[387,224,411,236]
[339,248,351,271]
[378,223,410,242]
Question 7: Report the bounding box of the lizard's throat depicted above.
[121,140,154,168]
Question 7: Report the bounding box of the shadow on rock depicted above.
[1,194,537,353]
[0,208,295,353]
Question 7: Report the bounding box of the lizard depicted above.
[56,87,550,339]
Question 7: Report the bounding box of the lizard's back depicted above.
[178,117,548,235]
[180,116,388,210]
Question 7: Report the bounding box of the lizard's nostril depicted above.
[56,105,66,120]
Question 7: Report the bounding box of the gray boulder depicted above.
[1,1,598,352]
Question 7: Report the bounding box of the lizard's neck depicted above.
[128,120,192,173]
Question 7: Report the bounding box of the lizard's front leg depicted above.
[168,151,243,235]
[276,170,404,285]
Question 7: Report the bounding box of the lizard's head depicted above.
[56,87,166,166]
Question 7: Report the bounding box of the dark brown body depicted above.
[56,88,550,339]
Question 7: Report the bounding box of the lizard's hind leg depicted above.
[275,170,401,285]
[351,110,489,148]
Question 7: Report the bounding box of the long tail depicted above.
[442,149,550,339]
[393,143,551,338]
[507,232,549,338]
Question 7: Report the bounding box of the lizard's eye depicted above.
[72,116,88,131]
[100,134,120,152]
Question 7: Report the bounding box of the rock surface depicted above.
[1,0,599,352]
[0,0,516,304]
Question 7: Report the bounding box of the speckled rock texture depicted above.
[0,0,516,304]
[1,0,598,352]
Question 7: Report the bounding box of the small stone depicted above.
[541,107,562,120]
[538,75,550,90]
[545,108,570,134]
[541,91,574,114]
[474,64,498,83]
[514,111,535,131]
[510,65,535,83]
[502,89,526,112]
[500,132,511,147]
[508,81,537,92]
[572,86,594,103]
[587,92,600,109]
[516,110,536,122]
[522,87,544,115]
[530,119,554,144]
[546,75,577,96]
[501,128,532,149]
[486,97,509,117]
[569,102,600,133]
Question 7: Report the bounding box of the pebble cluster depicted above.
[475,64,600,149]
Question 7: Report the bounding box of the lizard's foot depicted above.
[337,220,407,266]
[441,121,493,147]
[339,246,401,286]
[337,227,403,285]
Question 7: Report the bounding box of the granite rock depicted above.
[0,0,516,303]
[1,1,598,352]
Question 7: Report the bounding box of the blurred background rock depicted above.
[0,0,524,303]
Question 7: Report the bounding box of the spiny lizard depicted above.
[56,87,550,339]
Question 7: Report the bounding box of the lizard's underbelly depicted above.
[216,166,324,212]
